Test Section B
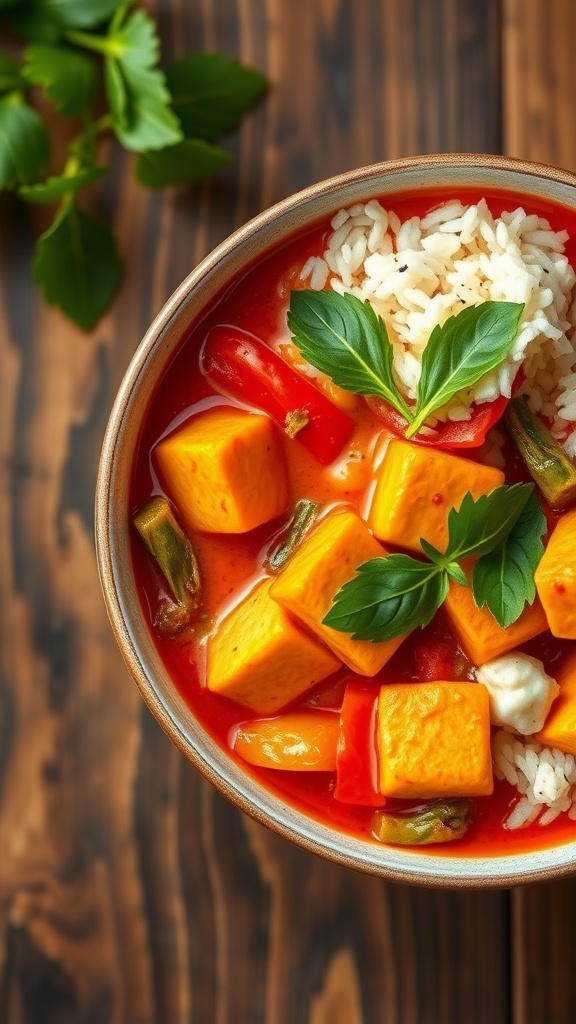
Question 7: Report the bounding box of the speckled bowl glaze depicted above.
[96,154,576,887]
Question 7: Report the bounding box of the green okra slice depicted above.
[264,498,321,574]
[506,396,576,509]
[133,496,201,636]
[371,798,474,846]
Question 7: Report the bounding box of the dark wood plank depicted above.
[503,4,576,1022]
[512,883,576,1024]
[0,2,510,1023]
[503,0,576,171]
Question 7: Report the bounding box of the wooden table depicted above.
[2,1,576,1021]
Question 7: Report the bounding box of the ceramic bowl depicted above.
[96,154,576,887]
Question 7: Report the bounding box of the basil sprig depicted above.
[323,484,546,641]
[288,291,524,435]
[0,13,267,330]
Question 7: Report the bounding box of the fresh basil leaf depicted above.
[166,53,267,142]
[288,290,413,420]
[323,554,447,642]
[446,562,470,587]
[420,538,469,585]
[406,301,524,437]
[19,164,107,202]
[35,0,123,28]
[419,538,444,563]
[0,93,49,189]
[135,138,232,188]
[104,9,182,152]
[444,482,534,562]
[472,492,546,627]
[33,200,122,330]
[23,43,96,114]
[0,54,24,94]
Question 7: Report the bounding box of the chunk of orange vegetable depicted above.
[270,509,408,675]
[534,508,576,638]
[377,682,493,799]
[206,579,340,713]
[535,649,576,755]
[233,710,339,770]
[443,568,548,665]
[154,407,289,534]
[369,438,504,554]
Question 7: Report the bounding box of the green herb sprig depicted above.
[0,1,267,330]
[288,291,524,436]
[323,483,546,641]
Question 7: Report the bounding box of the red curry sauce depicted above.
[129,186,576,857]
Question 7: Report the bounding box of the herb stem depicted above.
[66,30,112,55]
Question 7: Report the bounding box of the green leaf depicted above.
[23,43,96,114]
[472,492,547,627]
[0,54,24,94]
[407,301,524,437]
[288,290,413,420]
[446,562,470,587]
[0,92,49,189]
[19,164,107,202]
[0,0,23,9]
[136,138,231,190]
[323,555,447,642]
[35,0,123,29]
[103,8,182,152]
[443,483,534,562]
[33,200,122,330]
[419,538,444,563]
[135,138,232,188]
[166,52,267,142]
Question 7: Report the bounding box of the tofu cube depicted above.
[155,407,289,534]
[207,579,340,713]
[377,682,493,798]
[535,508,576,639]
[270,509,407,676]
[369,438,504,554]
[444,573,548,665]
[536,649,576,755]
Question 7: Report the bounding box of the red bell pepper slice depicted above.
[334,681,384,807]
[367,393,509,449]
[413,634,471,682]
[200,326,355,465]
[367,368,525,450]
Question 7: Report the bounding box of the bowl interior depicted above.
[96,155,576,886]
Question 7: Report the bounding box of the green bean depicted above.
[372,799,474,846]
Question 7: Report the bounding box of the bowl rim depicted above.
[96,153,576,888]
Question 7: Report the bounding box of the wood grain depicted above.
[503,0,576,171]
[0,2,520,1022]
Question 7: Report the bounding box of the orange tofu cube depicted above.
[269,509,407,676]
[369,438,504,554]
[444,575,548,665]
[155,407,288,534]
[206,579,340,713]
[535,508,576,638]
[536,649,576,755]
[377,682,493,798]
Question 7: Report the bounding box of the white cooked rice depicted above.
[492,730,576,828]
[299,197,576,448]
